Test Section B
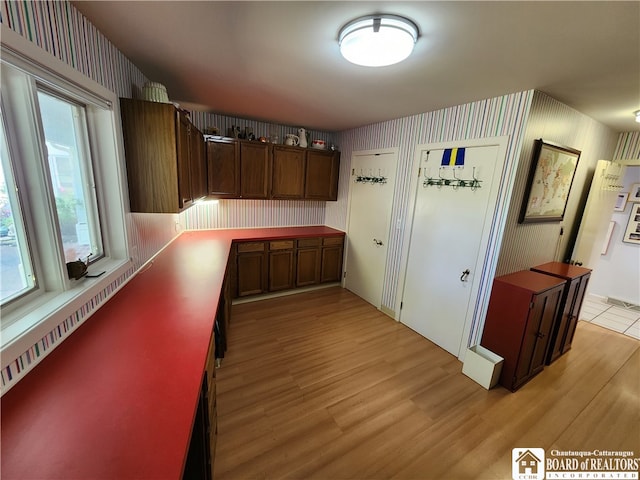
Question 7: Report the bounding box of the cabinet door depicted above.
[240,141,270,199]
[269,249,295,291]
[207,140,239,198]
[514,287,562,388]
[563,273,590,353]
[272,146,305,199]
[237,242,267,296]
[305,150,340,201]
[296,247,320,287]
[177,111,193,209]
[119,98,180,213]
[190,126,207,201]
[321,242,344,283]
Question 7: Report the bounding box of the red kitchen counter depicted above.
[1,226,344,479]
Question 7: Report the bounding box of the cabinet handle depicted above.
[536,332,545,338]
[460,269,470,282]
[373,238,384,246]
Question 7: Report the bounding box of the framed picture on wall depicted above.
[623,203,640,244]
[518,139,581,223]
[630,183,640,202]
[614,192,629,211]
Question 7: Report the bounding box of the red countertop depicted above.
[1,226,344,479]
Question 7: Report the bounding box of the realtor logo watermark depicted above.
[512,448,639,480]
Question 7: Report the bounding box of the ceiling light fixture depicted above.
[635,110,640,123]
[339,14,419,67]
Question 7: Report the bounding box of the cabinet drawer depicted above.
[297,238,321,248]
[237,241,265,253]
[269,240,294,250]
[323,236,344,246]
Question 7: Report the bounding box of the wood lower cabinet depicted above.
[184,320,217,480]
[321,237,344,283]
[236,242,267,297]
[234,235,344,299]
[268,240,295,291]
[296,238,321,287]
[206,138,239,198]
[530,262,591,364]
[481,270,565,391]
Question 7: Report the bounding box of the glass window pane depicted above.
[37,91,103,264]
[0,113,36,304]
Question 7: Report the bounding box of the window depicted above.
[37,90,103,263]
[0,36,130,345]
[0,113,35,304]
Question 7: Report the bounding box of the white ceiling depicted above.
[72,1,640,133]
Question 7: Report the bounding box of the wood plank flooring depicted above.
[214,287,640,479]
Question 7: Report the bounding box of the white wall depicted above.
[589,166,640,304]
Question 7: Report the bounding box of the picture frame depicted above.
[614,192,629,211]
[630,183,640,203]
[622,203,640,244]
[518,139,581,223]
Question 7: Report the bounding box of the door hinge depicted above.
[418,167,422,177]
[343,271,347,278]
[351,168,355,176]
[529,301,535,310]
[400,301,403,310]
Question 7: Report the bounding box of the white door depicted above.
[345,151,397,309]
[400,142,505,357]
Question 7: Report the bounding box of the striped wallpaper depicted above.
[495,91,619,276]
[328,91,535,312]
[613,131,640,160]
[1,0,637,392]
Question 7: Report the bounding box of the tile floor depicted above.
[579,294,640,340]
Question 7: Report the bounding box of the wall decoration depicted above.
[614,192,629,211]
[622,203,640,244]
[601,221,615,255]
[629,183,640,202]
[519,139,581,223]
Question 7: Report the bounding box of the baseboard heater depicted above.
[606,297,640,312]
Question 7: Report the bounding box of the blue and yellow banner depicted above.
[441,148,465,167]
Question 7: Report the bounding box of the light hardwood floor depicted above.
[214,287,640,479]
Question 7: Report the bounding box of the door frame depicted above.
[343,147,399,311]
[395,136,513,359]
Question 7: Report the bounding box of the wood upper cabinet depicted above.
[481,270,565,391]
[206,139,239,198]
[530,262,592,364]
[190,125,207,201]
[272,146,305,199]
[240,141,270,199]
[120,98,206,213]
[305,149,340,201]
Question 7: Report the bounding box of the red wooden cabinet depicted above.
[530,262,591,364]
[481,270,565,391]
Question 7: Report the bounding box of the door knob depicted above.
[373,238,384,246]
[460,269,470,282]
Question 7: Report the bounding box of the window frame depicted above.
[0,26,132,363]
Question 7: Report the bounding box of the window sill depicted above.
[1,257,133,364]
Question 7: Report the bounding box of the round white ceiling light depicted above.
[338,14,419,67]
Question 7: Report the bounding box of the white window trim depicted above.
[0,26,132,364]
